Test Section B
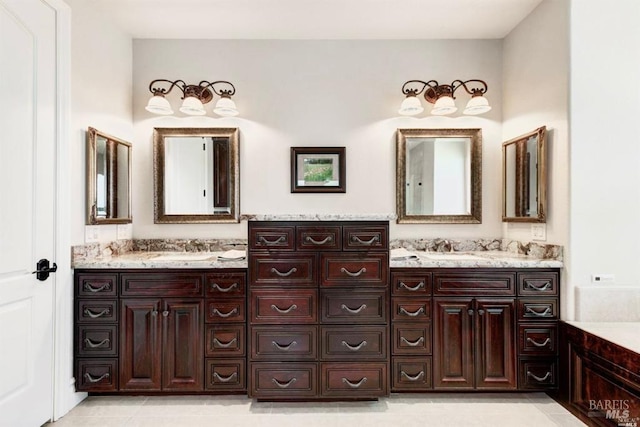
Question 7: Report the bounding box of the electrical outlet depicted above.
[85,225,100,243]
[531,223,546,241]
[117,224,131,240]
[591,274,615,283]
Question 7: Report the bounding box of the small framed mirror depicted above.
[502,126,547,223]
[396,128,482,223]
[86,127,132,224]
[153,127,240,223]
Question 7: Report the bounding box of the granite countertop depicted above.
[566,321,640,355]
[72,251,248,269]
[390,248,563,268]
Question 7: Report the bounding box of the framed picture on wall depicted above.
[290,147,346,193]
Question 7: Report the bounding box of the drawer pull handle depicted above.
[211,282,238,293]
[341,303,367,314]
[341,340,367,351]
[83,307,110,318]
[162,310,169,317]
[84,372,110,383]
[306,235,332,245]
[83,283,110,293]
[270,267,297,277]
[342,377,367,388]
[399,281,425,291]
[213,372,238,383]
[401,336,425,347]
[271,304,298,314]
[272,341,297,351]
[259,235,286,245]
[212,307,238,318]
[351,235,379,245]
[525,306,552,317]
[527,337,551,348]
[84,338,110,348]
[400,306,425,317]
[340,267,366,277]
[272,377,297,388]
[526,282,552,291]
[401,370,425,381]
[527,371,552,382]
[213,337,237,348]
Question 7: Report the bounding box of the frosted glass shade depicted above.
[213,97,239,117]
[431,96,457,115]
[145,95,173,115]
[179,96,206,115]
[463,95,492,115]
[398,95,424,116]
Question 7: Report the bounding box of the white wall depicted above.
[132,39,503,240]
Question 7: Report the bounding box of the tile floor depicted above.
[46,393,586,427]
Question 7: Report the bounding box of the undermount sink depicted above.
[151,253,215,261]
[422,252,485,261]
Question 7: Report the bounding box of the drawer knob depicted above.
[212,307,238,318]
[272,340,297,351]
[211,282,238,293]
[259,235,286,245]
[272,377,297,388]
[399,281,425,292]
[400,336,425,347]
[213,371,238,383]
[526,281,552,291]
[340,267,366,277]
[305,235,332,245]
[270,267,297,277]
[83,283,110,293]
[525,306,552,317]
[213,337,237,348]
[341,340,367,351]
[526,337,551,348]
[400,370,425,382]
[527,371,552,382]
[83,307,110,319]
[341,303,367,314]
[270,304,298,314]
[342,377,367,388]
[351,235,379,245]
[84,338,110,348]
[399,306,425,317]
[84,372,110,383]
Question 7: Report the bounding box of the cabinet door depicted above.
[475,299,516,389]
[433,299,473,389]
[120,299,162,391]
[163,299,204,391]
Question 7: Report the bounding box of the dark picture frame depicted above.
[290,147,346,193]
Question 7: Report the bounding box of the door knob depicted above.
[32,259,57,281]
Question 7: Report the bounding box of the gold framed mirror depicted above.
[396,128,482,224]
[153,127,240,223]
[502,126,547,223]
[86,127,132,225]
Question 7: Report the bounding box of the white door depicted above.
[0,0,58,426]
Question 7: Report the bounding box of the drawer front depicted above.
[342,225,388,251]
[321,290,387,324]
[392,357,432,391]
[77,300,117,323]
[518,358,558,389]
[251,289,317,324]
[297,226,341,251]
[518,324,557,355]
[321,326,387,360]
[205,359,246,391]
[206,298,246,323]
[517,299,558,321]
[392,322,432,355]
[76,325,118,357]
[251,326,317,360]
[433,271,516,296]
[518,271,559,296]
[249,225,295,250]
[76,273,118,297]
[205,325,245,357]
[320,253,388,287]
[321,362,388,397]
[250,255,315,287]
[391,272,432,296]
[205,272,246,297]
[120,273,203,297]
[76,359,118,392]
[392,298,431,321]
[251,362,318,397]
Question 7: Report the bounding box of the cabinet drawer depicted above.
[121,273,203,297]
[76,273,118,297]
[76,300,117,323]
[517,299,558,321]
[205,272,246,297]
[76,359,118,392]
[205,325,245,357]
[205,359,246,391]
[320,362,388,397]
[320,326,387,360]
[320,253,388,287]
[392,357,432,391]
[342,225,388,250]
[321,290,387,324]
[206,299,246,323]
[392,298,431,321]
[251,289,317,324]
[518,271,558,296]
[433,271,516,296]
[392,322,432,355]
[297,226,341,251]
[518,324,557,355]
[249,225,295,250]
[251,326,317,360]
[251,362,318,398]
[250,255,315,287]
[391,272,432,296]
[518,358,558,389]
[76,325,118,357]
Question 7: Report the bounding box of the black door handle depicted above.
[32,259,57,281]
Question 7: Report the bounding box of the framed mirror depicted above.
[396,128,482,224]
[153,127,239,223]
[502,126,546,223]
[86,127,132,224]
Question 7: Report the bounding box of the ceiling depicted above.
[90,0,544,40]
